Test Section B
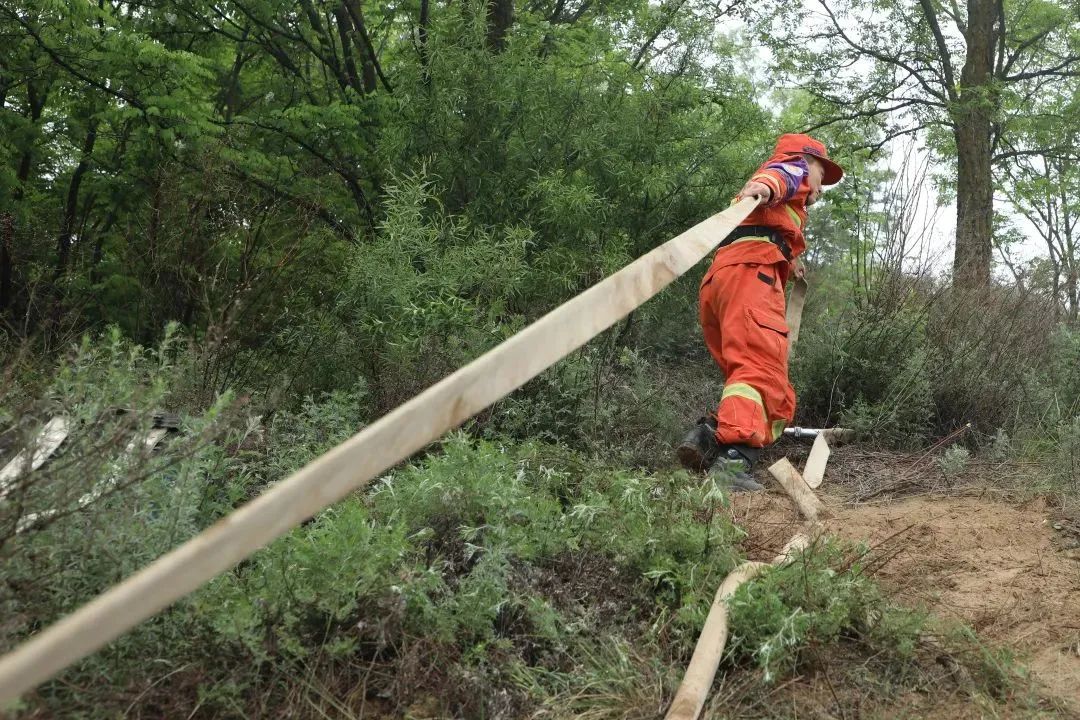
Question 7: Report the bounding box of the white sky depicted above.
[715,12,1050,280]
[882,138,1049,277]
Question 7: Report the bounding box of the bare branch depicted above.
[1000,27,1055,77]
[993,145,1074,163]
[816,0,949,104]
[802,99,930,133]
[1005,54,1080,81]
[853,123,933,154]
[915,0,958,100]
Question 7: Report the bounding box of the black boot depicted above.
[676,416,720,471]
[708,444,764,493]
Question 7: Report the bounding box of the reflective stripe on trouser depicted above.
[699,261,795,447]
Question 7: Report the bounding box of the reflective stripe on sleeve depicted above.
[752,173,783,198]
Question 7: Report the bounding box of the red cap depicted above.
[774,133,844,186]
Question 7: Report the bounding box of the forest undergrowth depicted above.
[4,0,1080,713]
[3,274,1079,717]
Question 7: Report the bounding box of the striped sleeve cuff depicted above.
[751,173,783,202]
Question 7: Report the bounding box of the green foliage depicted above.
[792,302,937,448]
[0,3,781,708]
[1044,326,1080,418]
[198,435,741,680]
[324,172,532,407]
[485,338,710,461]
[791,247,1074,450]
[0,327,240,699]
[5,0,1080,715]
[726,540,926,683]
[1022,414,1080,496]
[510,638,672,719]
[0,325,237,546]
[1,333,745,717]
[0,0,771,387]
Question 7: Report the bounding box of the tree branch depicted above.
[946,0,966,34]
[222,117,375,227]
[2,7,146,112]
[1000,27,1054,77]
[1005,54,1080,81]
[631,0,688,70]
[816,0,949,104]
[852,123,932,154]
[802,99,930,133]
[993,145,1074,163]
[915,0,958,100]
[225,166,353,240]
[343,0,394,93]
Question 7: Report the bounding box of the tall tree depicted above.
[0,0,774,363]
[760,0,1080,288]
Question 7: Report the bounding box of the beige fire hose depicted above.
[0,200,770,704]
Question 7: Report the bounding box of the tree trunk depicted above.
[486,0,514,51]
[148,173,162,265]
[298,0,347,92]
[89,209,116,284]
[1067,268,1078,323]
[419,0,431,84]
[1,214,13,314]
[953,120,993,288]
[55,120,99,280]
[2,150,36,302]
[342,0,380,93]
[1065,220,1078,323]
[333,4,364,94]
[2,81,48,315]
[951,0,996,289]
[218,28,250,121]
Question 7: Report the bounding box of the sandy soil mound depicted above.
[732,484,1080,711]
[830,495,1080,708]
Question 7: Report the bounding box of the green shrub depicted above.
[793,302,936,447]
[0,327,241,707]
[792,274,1067,450]
[139,434,739,715]
[486,340,715,467]
[1046,327,1080,416]
[938,444,971,479]
[1036,415,1080,496]
[3,326,748,716]
[199,435,741,665]
[485,353,594,446]
[726,540,925,683]
[0,326,238,555]
[926,287,1056,440]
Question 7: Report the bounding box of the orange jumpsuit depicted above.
[700,153,812,448]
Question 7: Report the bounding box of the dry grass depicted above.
[771,442,1046,504]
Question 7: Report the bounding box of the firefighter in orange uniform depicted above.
[677,134,844,491]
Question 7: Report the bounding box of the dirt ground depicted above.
[729,445,1080,715]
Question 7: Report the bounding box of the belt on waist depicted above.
[716,224,792,261]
